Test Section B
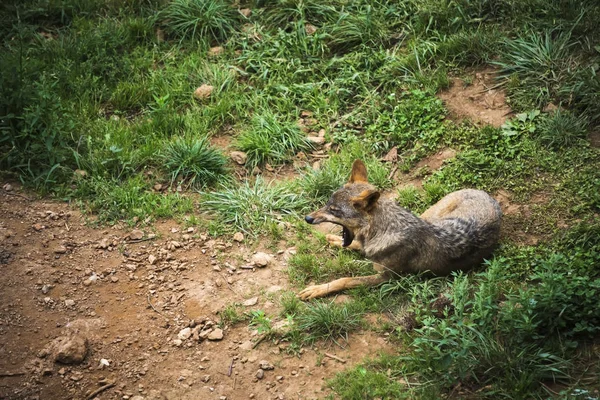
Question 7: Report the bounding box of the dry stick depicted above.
[86,381,115,400]
[126,237,156,244]
[324,353,347,364]
[0,372,26,378]
[147,294,170,321]
[387,165,398,180]
[227,358,234,377]
[252,334,267,349]
[0,190,31,201]
[233,376,237,390]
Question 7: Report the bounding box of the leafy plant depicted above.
[537,109,589,149]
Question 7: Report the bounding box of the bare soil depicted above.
[439,68,512,127]
[0,187,393,400]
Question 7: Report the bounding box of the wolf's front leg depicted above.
[297,273,388,300]
[326,234,362,251]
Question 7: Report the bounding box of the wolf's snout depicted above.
[305,215,315,224]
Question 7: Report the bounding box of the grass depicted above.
[1,0,600,398]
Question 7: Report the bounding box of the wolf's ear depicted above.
[351,189,380,211]
[349,159,368,183]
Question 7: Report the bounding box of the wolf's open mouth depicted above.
[342,226,354,247]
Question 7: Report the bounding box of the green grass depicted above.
[1,0,600,398]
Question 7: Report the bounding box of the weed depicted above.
[220,303,246,325]
[159,0,240,43]
[159,135,229,188]
[236,110,312,169]
[537,109,589,149]
[248,310,272,334]
[295,300,364,343]
[200,177,310,235]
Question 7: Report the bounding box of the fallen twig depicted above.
[147,294,169,321]
[324,353,346,364]
[86,381,115,400]
[0,189,31,201]
[0,372,26,378]
[125,237,155,244]
[228,357,234,377]
[387,165,398,180]
[252,334,267,349]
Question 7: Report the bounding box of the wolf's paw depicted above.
[298,284,331,300]
[326,234,343,248]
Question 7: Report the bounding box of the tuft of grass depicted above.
[159,0,240,43]
[236,111,312,169]
[537,109,589,149]
[295,300,365,343]
[159,135,229,188]
[200,178,310,235]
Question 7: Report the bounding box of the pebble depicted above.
[207,328,224,341]
[148,255,157,265]
[252,252,272,268]
[52,335,88,364]
[259,360,274,370]
[178,327,192,340]
[194,84,214,100]
[243,297,258,307]
[110,276,119,283]
[233,232,244,242]
[230,151,247,166]
[42,285,51,294]
[54,246,67,254]
[130,230,144,240]
[255,369,264,380]
[65,299,75,307]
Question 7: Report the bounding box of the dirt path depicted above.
[0,187,392,400]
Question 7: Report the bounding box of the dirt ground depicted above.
[0,187,395,400]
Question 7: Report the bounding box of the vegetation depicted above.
[1,0,599,398]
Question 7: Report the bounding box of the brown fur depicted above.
[299,159,502,300]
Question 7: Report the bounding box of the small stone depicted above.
[255,369,264,380]
[52,335,88,364]
[208,46,224,57]
[32,223,44,231]
[97,238,110,249]
[148,255,157,265]
[207,328,224,341]
[259,360,274,370]
[230,151,247,165]
[307,136,325,145]
[202,375,210,383]
[42,285,51,294]
[130,230,144,240]
[276,375,283,381]
[54,246,67,254]
[193,84,214,100]
[243,297,258,307]
[154,183,163,191]
[233,232,244,242]
[65,299,75,307]
[178,327,192,341]
[305,24,317,35]
[239,8,252,17]
[252,252,272,268]
[2,183,13,191]
[172,339,183,347]
[110,276,119,283]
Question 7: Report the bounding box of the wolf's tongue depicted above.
[342,226,354,247]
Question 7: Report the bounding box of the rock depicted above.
[178,327,192,340]
[3,183,13,191]
[252,252,272,268]
[305,23,317,35]
[65,299,75,307]
[256,369,264,379]
[230,151,247,165]
[259,360,274,370]
[97,238,110,249]
[42,285,51,294]
[243,297,258,307]
[202,374,210,383]
[207,328,224,341]
[110,276,119,283]
[307,136,325,145]
[131,396,145,400]
[154,183,163,191]
[382,146,398,163]
[208,46,224,57]
[266,285,283,294]
[193,84,214,100]
[233,232,244,242]
[52,335,88,364]
[130,229,144,240]
[172,339,183,347]
[32,223,44,231]
[54,246,67,254]
[239,8,252,17]
[239,340,254,351]
[148,255,157,265]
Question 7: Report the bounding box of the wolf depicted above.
[299,159,502,300]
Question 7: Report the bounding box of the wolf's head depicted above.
[305,160,380,247]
